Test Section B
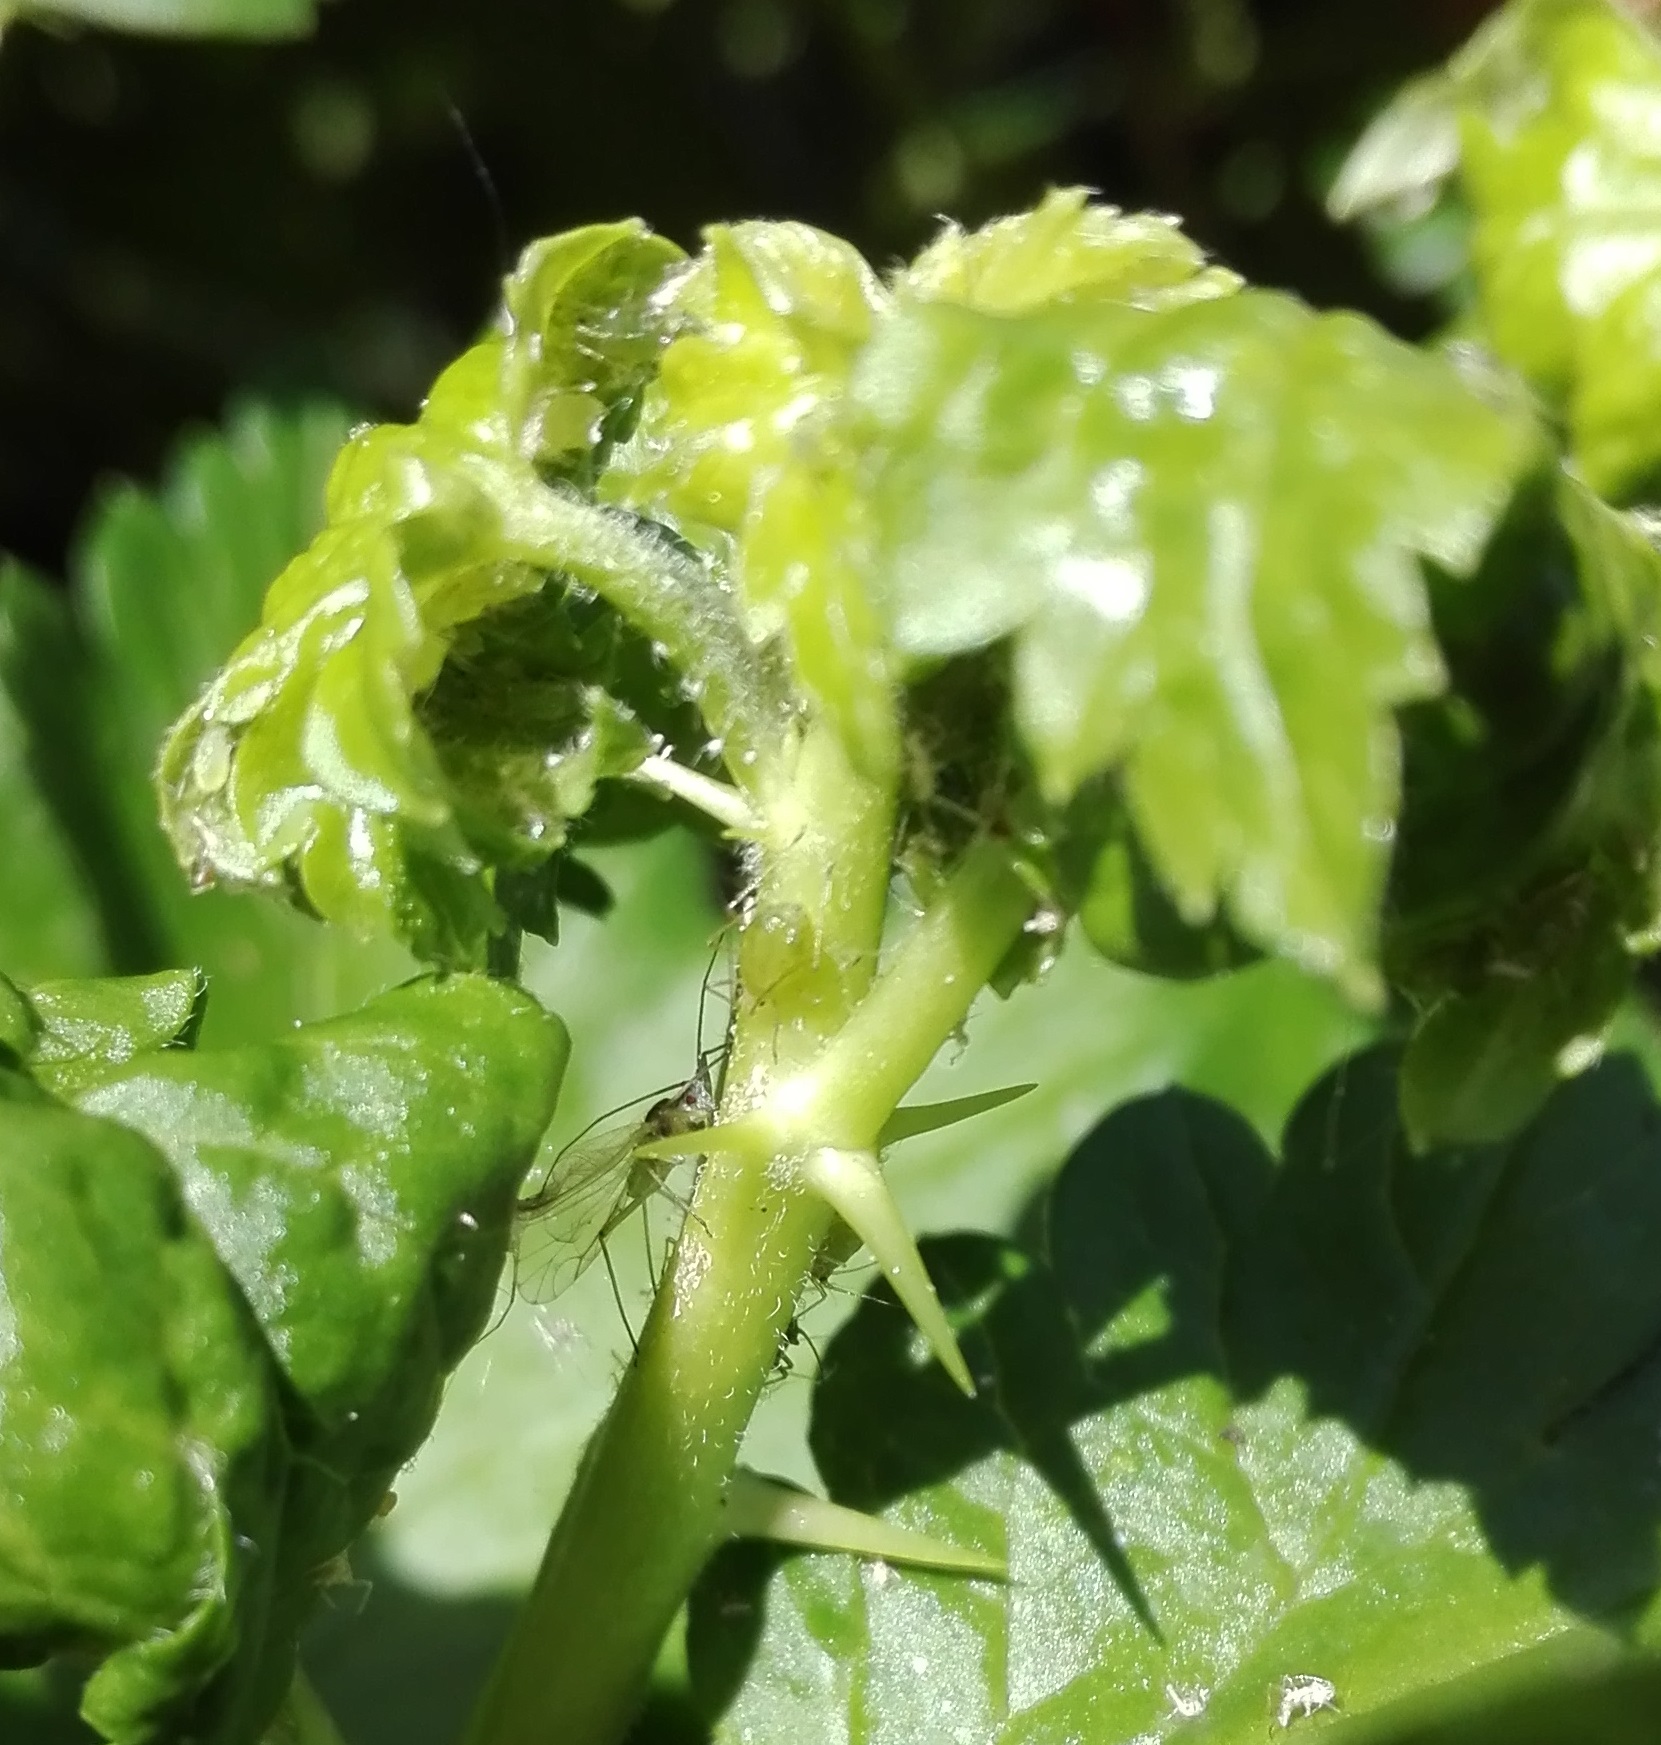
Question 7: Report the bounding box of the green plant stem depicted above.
[777,837,1036,1149]
[465,745,1033,1745]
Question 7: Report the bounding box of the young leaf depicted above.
[604,221,900,780]
[159,236,789,967]
[856,290,1541,1002]
[1333,0,1661,502]
[73,400,411,1041]
[690,1047,1661,1740]
[900,185,1241,315]
[17,967,205,1097]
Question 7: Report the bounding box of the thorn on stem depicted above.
[799,1145,975,1396]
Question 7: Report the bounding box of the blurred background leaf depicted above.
[0,0,1509,584]
[13,0,317,40]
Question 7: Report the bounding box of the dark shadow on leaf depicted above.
[1057,1044,1661,1625]
[302,1547,519,1745]
[691,1042,1661,1728]
[304,1544,708,1745]
[687,1541,796,1731]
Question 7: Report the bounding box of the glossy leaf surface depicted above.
[691,1046,1661,1740]
[0,1082,288,1745]
[605,219,899,778]
[0,972,565,1743]
[158,230,789,968]
[76,974,568,1498]
[856,291,1539,1001]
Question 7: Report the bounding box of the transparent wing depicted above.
[512,1117,644,1305]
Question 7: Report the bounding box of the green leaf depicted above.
[0,563,113,980]
[856,291,1541,1002]
[1334,0,1661,502]
[17,968,205,1098]
[74,400,412,1041]
[496,222,687,481]
[13,0,315,38]
[690,1045,1661,1740]
[1055,783,1260,980]
[901,185,1242,315]
[159,240,788,967]
[0,972,38,1061]
[0,1088,289,1745]
[605,221,900,779]
[74,973,569,1509]
[1384,472,1661,1144]
[0,973,564,1744]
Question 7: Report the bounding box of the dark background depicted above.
[0,0,1503,578]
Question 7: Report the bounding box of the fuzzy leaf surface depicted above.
[856,291,1539,1000]
[691,1046,1661,1741]
[900,186,1241,315]
[15,968,205,1097]
[604,220,899,777]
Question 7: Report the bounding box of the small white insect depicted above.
[1165,1681,1210,1719]
[1276,1673,1338,1728]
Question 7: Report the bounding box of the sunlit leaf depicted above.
[1333,0,1661,503]
[901,185,1240,315]
[856,291,1540,1002]
[14,0,315,39]
[691,1047,1661,1740]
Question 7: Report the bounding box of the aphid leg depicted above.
[641,1197,660,1293]
[601,1238,639,1357]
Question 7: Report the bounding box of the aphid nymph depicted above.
[1275,1673,1337,1728]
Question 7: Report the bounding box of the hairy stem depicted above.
[467,740,1035,1745]
[625,754,760,836]
[467,718,891,1745]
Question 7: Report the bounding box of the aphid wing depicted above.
[512,1122,640,1305]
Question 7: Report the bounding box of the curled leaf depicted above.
[158,228,786,967]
